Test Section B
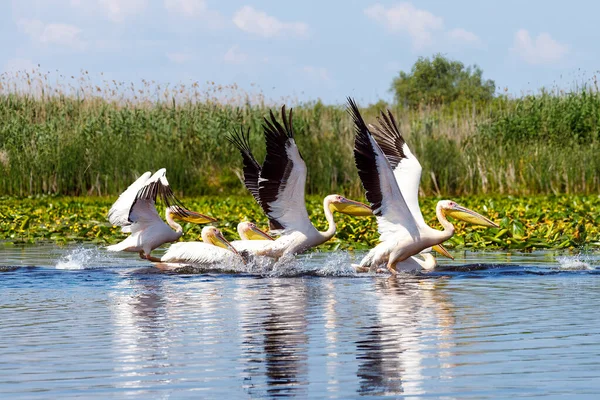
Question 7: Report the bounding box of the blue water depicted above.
[1,244,600,398]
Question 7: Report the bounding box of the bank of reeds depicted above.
[1,69,599,197]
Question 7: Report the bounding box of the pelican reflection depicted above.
[356,276,456,396]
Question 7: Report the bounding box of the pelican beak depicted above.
[212,230,240,256]
[177,210,218,224]
[432,244,454,259]
[245,225,274,241]
[445,204,499,228]
[331,198,373,216]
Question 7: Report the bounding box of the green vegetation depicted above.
[1,195,598,251]
[1,63,600,199]
[390,54,495,108]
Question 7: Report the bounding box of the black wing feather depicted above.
[258,106,298,231]
[129,173,190,222]
[369,109,406,169]
[227,126,262,204]
[347,97,384,216]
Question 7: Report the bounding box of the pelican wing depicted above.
[227,126,262,204]
[370,109,427,228]
[161,242,235,264]
[109,169,191,234]
[348,98,417,242]
[258,106,311,233]
[131,168,191,221]
[108,171,152,227]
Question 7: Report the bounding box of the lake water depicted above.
[1,244,600,399]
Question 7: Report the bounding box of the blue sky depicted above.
[2,0,598,104]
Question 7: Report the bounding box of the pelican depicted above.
[106,169,216,261]
[158,226,244,269]
[226,107,372,258]
[369,109,453,261]
[348,98,499,274]
[237,221,274,241]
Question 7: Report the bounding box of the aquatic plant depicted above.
[1,195,597,252]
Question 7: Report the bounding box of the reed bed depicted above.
[1,69,600,197]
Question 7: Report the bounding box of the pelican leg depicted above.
[387,251,406,275]
[145,254,162,263]
[139,251,146,260]
[386,262,397,275]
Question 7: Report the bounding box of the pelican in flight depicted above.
[227,107,372,258]
[158,226,243,270]
[369,109,453,262]
[106,169,216,261]
[348,98,498,274]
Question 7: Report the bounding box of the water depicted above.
[1,244,600,398]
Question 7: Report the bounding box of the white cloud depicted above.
[233,6,308,38]
[18,19,86,50]
[98,0,147,23]
[364,2,443,49]
[302,66,331,82]
[164,0,206,16]
[166,52,193,64]
[223,45,248,64]
[448,28,481,46]
[511,29,568,65]
[163,0,225,29]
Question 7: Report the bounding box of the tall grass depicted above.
[1,69,600,197]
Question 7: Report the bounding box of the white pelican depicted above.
[236,221,274,241]
[158,226,243,269]
[106,169,216,261]
[369,109,453,261]
[226,107,372,258]
[348,98,499,274]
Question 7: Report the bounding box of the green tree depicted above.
[391,54,496,108]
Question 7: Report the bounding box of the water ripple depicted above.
[1,245,600,398]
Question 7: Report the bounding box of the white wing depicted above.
[108,171,152,227]
[395,144,425,226]
[161,242,238,265]
[128,199,164,234]
[258,107,313,235]
[348,99,419,242]
[369,109,427,227]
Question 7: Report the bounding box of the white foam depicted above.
[556,255,594,270]
[55,246,110,270]
[156,251,362,277]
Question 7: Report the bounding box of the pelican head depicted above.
[326,195,372,216]
[237,221,274,241]
[168,205,217,224]
[201,226,239,255]
[439,200,499,228]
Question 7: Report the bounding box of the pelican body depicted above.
[106,169,216,261]
[348,99,498,274]
[159,226,243,270]
[227,107,371,258]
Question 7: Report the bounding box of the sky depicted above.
[2,0,599,104]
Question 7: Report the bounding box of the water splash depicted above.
[556,254,594,270]
[156,251,362,277]
[55,246,111,270]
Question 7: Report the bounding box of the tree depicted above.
[391,54,495,108]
